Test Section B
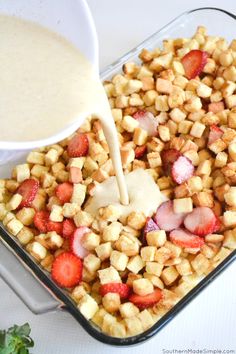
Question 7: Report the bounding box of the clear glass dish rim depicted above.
[0,6,236,347]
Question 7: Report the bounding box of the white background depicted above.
[1,0,236,353]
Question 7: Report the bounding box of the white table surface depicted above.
[1,0,236,353]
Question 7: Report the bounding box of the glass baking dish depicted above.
[0,6,236,346]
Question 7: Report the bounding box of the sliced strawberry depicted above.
[133,110,158,136]
[47,220,63,234]
[70,227,90,259]
[144,217,159,234]
[67,133,89,157]
[62,219,76,239]
[208,101,224,114]
[169,228,205,248]
[181,50,208,79]
[184,207,217,237]
[51,252,82,288]
[129,289,163,309]
[100,283,131,300]
[171,156,194,184]
[55,182,73,204]
[69,167,82,184]
[154,200,185,231]
[135,145,147,159]
[34,210,49,233]
[17,178,39,208]
[161,149,181,175]
[208,125,223,145]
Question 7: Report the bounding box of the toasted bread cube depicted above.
[191,254,210,275]
[156,78,173,94]
[173,197,193,213]
[29,241,47,260]
[185,97,202,113]
[225,94,236,108]
[27,151,45,165]
[41,172,55,189]
[115,235,139,257]
[47,231,63,249]
[143,273,164,289]
[6,193,22,211]
[205,233,224,243]
[95,242,112,261]
[0,203,7,221]
[17,227,34,245]
[192,191,214,208]
[31,164,49,178]
[122,115,139,133]
[102,222,122,242]
[49,205,63,222]
[154,247,172,264]
[78,294,99,320]
[169,108,186,123]
[2,212,15,226]
[81,231,100,251]
[187,176,202,193]
[71,184,86,205]
[158,125,170,142]
[127,255,145,274]
[63,203,79,218]
[215,151,228,168]
[137,309,155,331]
[224,187,236,207]
[196,160,212,176]
[119,302,139,318]
[71,285,87,303]
[15,164,30,183]
[213,247,231,266]
[176,259,192,276]
[223,229,236,249]
[133,127,148,145]
[83,254,101,273]
[110,250,128,271]
[165,242,182,257]
[145,262,163,276]
[102,293,121,313]
[196,82,212,98]
[228,143,236,161]
[143,90,158,106]
[141,246,156,262]
[68,157,86,169]
[16,207,35,226]
[74,210,93,227]
[147,152,162,168]
[45,149,59,166]
[125,316,143,336]
[5,179,19,193]
[174,281,193,297]
[109,322,126,338]
[101,313,117,334]
[190,121,206,138]
[146,230,166,247]
[98,266,121,285]
[127,211,146,230]
[120,148,135,168]
[6,218,24,236]
[92,308,108,327]
[223,211,236,227]
[101,205,121,222]
[161,266,179,285]
[183,150,199,166]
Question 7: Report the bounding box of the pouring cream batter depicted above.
[0,15,165,210]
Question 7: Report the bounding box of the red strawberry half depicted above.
[70,226,90,259]
[171,155,194,184]
[55,182,73,204]
[100,283,131,300]
[133,110,158,136]
[208,125,223,145]
[169,228,205,248]
[135,145,147,159]
[181,50,208,79]
[161,149,181,175]
[184,207,217,237]
[62,219,76,239]
[34,210,49,233]
[129,289,163,309]
[144,217,159,234]
[208,101,224,114]
[51,252,82,288]
[47,220,63,234]
[67,133,89,158]
[154,200,185,231]
[17,178,39,208]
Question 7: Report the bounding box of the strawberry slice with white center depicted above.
[161,148,181,175]
[133,110,158,136]
[67,133,89,157]
[70,226,90,259]
[154,200,186,231]
[171,156,194,184]
[184,207,217,237]
[208,125,223,145]
[100,283,131,300]
[17,178,39,208]
[181,50,208,79]
[169,228,205,248]
[129,289,163,309]
[208,101,224,114]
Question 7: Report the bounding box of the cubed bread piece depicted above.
[98,266,121,285]
[133,278,154,296]
[141,246,156,262]
[161,266,179,285]
[191,254,210,275]
[223,229,236,249]
[138,309,155,331]
[49,205,63,222]
[95,242,112,261]
[15,164,30,183]
[223,211,236,227]
[83,254,101,273]
[71,184,86,205]
[81,231,100,251]
[127,211,146,230]
[71,285,87,303]
[146,230,166,247]
[145,262,163,277]
[110,250,128,271]
[78,294,99,320]
[6,194,22,211]
[16,207,35,226]
[176,259,192,276]
[74,210,93,227]
[125,317,143,336]
[109,322,126,338]
[102,293,121,313]
[173,198,193,213]
[63,203,80,218]
[6,218,24,236]
[17,227,34,245]
[127,255,145,274]
[102,222,122,241]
